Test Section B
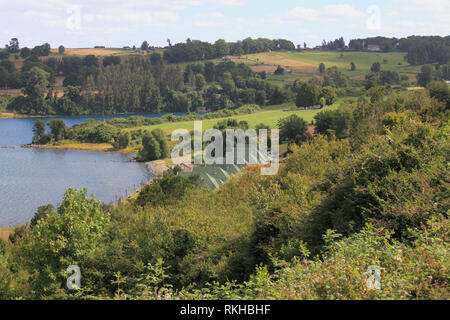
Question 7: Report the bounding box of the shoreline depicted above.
[0,111,164,119]
[25,142,140,155]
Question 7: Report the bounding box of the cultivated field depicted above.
[241,51,421,84]
[50,48,126,56]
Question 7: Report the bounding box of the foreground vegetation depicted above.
[1,87,448,299]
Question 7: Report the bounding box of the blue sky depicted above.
[0,0,449,48]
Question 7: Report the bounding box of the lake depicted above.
[0,113,174,228]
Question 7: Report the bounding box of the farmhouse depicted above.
[367,44,381,52]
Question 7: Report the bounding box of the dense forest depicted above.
[163,37,296,63]
[2,52,298,115]
[1,85,448,299]
[1,35,449,118]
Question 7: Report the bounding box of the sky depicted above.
[0,0,449,49]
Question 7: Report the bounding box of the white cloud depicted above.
[288,4,365,23]
[288,7,319,21]
[320,4,365,21]
[193,12,227,28]
[394,0,450,12]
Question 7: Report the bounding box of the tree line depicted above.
[163,37,296,63]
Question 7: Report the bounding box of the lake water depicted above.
[0,113,175,227]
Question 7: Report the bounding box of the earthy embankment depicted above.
[0,112,17,118]
[145,160,177,177]
[0,226,14,241]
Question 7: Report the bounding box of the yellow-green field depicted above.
[248,51,419,74]
[124,98,348,135]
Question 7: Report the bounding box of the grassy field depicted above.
[248,51,419,74]
[123,98,348,135]
[49,48,129,56]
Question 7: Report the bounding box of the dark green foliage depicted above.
[112,131,130,149]
[318,63,325,73]
[418,65,433,87]
[32,119,49,144]
[314,108,350,139]
[371,62,381,73]
[320,86,337,105]
[274,65,284,75]
[278,114,308,144]
[365,72,379,90]
[141,134,160,161]
[135,175,196,207]
[163,37,295,63]
[296,82,320,108]
[151,129,169,159]
[427,81,450,108]
[380,71,400,85]
[30,205,56,227]
[48,119,67,141]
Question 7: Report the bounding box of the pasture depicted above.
[124,98,349,135]
[242,51,421,84]
[49,48,128,56]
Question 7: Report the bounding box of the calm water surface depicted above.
[0,114,169,227]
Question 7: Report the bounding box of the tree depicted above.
[365,73,379,90]
[22,67,49,100]
[31,43,51,56]
[195,73,206,91]
[21,188,109,297]
[427,81,450,108]
[8,38,19,53]
[32,119,47,144]
[371,62,381,73]
[113,131,130,149]
[138,132,162,161]
[321,86,337,105]
[418,65,433,87]
[277,114,308,144]
[58,45,65,54]
[319,97,326,108]
[214,39,230,57]
[20,47,31,59]
[296,82,320,108]
[319,63,326,74]
[380,71,400,85]
[141,41,149,50]
[0,50,10,60]
[151,129,169,159]
[150,52,162,65]
[0,66,7,88]
[350,62,356,71]
[274,65,285,75]
[49,119,67,141]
